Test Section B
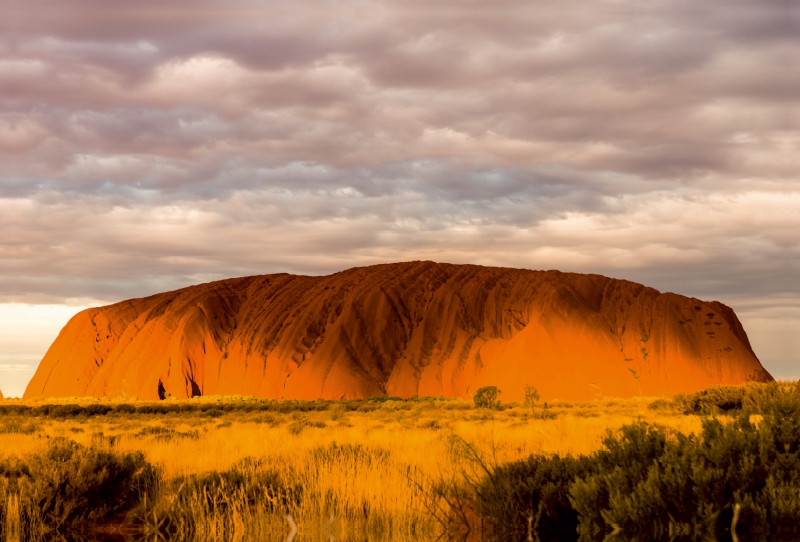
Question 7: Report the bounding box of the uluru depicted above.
[24,262,772,402]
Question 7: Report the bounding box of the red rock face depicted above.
[24,262,772,402]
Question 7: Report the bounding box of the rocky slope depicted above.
[24,262,772,401]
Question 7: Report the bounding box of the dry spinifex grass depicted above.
[0,396,701,540]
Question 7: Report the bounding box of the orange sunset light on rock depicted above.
[25,261,770,403]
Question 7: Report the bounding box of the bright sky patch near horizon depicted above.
[1,0,798,397]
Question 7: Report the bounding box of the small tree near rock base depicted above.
[473,386,502,409]
[524,385,540,412]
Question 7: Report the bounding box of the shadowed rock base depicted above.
[24,262,772,402]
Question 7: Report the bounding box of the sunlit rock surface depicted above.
[24,262,772,401]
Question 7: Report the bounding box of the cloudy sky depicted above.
[2,0,798,397]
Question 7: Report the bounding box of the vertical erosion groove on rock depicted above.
[23,261,772,401]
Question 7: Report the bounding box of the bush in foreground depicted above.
[0,438,158,536]
[0,441,296,539]
[473,390,800,541]
[157,458,297,538]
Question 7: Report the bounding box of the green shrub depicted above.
[310,442,390,467]
[572,410,600,418]
[255,413,280,426]
[524,385,540,411]
[647,398,674,411]
[136,405,169,415]
[0,420,39,434]
[134,426,200,441]
[677,382,800,415]
[0,405,32,416]
[113,404,137,415]
[160,457,299,535]
[473,386,502,409]
[676,385,746,414]
[49,404,85,418]
[28,405,51,416]
[5,439,158,533]
[476,454,594,542]
[172,458,289,511]
[287,420,308,435]
[366,395,405,403]
[83,404,113,416]
[471,390,800,541]
[419,419,441,430]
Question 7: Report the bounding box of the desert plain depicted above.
[2,381,799,542]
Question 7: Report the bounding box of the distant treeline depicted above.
[0,395,467,418]
[3,381,796,419]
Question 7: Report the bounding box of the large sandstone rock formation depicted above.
[24,262,771,402]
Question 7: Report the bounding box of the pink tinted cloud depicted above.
[0,0,797,313]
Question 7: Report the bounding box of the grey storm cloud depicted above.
[1,0,798,324]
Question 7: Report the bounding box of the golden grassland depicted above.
[0,395,703,541]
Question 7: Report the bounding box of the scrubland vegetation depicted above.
[1,382,799,542]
